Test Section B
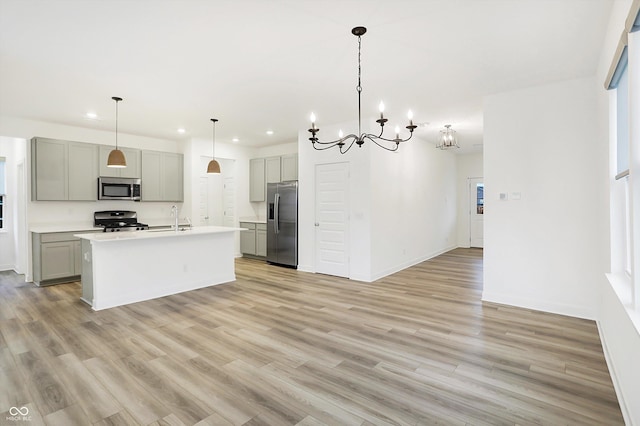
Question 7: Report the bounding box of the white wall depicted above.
[483,77,607,320]
[370,137,458,280]
[298,118,457,282]
[456,152,483,247]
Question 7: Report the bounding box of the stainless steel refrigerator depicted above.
[267,181,298,268]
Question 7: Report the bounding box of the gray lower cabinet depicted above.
[32,231,88,285]
[256,225,267,256]
[240,222,267,258]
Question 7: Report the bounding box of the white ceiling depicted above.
[0,0,612,153]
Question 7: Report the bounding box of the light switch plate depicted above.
[499,193,508,201]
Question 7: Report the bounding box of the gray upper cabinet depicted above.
[249,154,298,202]
[31,137,181,202]
[141,150,183,202]
[68,142,98,200]
[281,154,298,181]
[265,157,281,184]
[99,145,141,178]
[32,138,68,200]
[249,158,266,202]
[32,137,98,201]
[162,152,183,201]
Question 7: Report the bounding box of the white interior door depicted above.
[198,177,209,225]
[199,157,235,227]
[469,177,484,248]
[315,162,349,278]
[222,176,235,227]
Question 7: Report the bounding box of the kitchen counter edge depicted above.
[74,226,245,242]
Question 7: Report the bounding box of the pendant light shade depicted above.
[107,148,126,168]
[107,96,127,168]
[207,118,221,174]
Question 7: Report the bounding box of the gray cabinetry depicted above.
[265,157,281,184]
[249,154,298,202]
[240,222,257,255]
[281,154,298,181]
[256,223,267,256]
[249,158,266,202]
[99,145,141,178]
[31,137,98,201]
[68,142,98,200]
[32,231,88,285]
[240,222,267,258]
[32,138,68,200]
[141,150,184,201]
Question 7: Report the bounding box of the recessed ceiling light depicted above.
[232,137,239,143]
[177,128,186,134]
[266,130,274,135]
[85,112,98,119]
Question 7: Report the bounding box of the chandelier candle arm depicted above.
[308,26,416,154]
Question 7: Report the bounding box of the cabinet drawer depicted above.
[40,232,80,243]
[256,223,267,231]
[240,222,256,230]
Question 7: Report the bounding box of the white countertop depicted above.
[30,223,101,233]
[31,220,193,233]
[75,226,245,242]
[239,217,267,224]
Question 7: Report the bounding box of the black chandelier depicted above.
[309,26,416,154]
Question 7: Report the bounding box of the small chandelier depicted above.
[436,124,459,149]
[309,26,416,154]
[207,118,221,174]
[107,96,127,168]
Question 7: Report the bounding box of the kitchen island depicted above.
[75,226,244,310]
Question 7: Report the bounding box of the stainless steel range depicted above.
[94,210,149,232]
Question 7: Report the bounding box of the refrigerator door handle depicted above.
[274,192,280,234]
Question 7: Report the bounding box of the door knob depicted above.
[315,222,319,227]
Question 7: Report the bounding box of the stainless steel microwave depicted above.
[98,177,141,201]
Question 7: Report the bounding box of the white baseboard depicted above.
[481,291,596,320]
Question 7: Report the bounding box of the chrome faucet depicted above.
[171,205,178,231]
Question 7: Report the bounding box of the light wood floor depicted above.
[0,248,623,425]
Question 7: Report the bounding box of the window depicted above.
[476,183,484,214]
[624,177,631,275]
[616,61,629,176]
[605,3,640,309]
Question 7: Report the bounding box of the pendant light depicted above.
[107,96,127,168]
[436,124,459,150]
[207,118,221,174]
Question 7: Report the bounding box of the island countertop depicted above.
[75,225,245,242]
